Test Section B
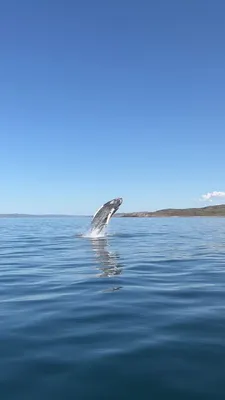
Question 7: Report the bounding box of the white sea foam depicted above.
[82,226,107,239]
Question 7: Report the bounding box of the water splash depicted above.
[82,226,107,239]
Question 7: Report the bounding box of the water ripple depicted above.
[1,217,225,399]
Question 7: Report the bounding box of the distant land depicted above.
[1,204,225,218]
[0,214,83,218]
[117,204,225,217]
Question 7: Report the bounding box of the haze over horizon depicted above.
[1,1,225,215]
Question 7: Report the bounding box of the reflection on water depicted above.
[102,286,123,293]
[2,218,225,398]
[90,238,123,290]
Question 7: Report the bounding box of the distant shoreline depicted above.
[117,204,225,218]
[1,204,225,218]
[0,214,89,218]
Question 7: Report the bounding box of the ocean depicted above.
[1,216,225,399]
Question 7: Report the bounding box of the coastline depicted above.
[1,205,225,218]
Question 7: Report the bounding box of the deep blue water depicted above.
[1,217,225,399]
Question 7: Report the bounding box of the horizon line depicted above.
[1,203,225,217]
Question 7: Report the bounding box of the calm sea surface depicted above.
[1,217,225,399]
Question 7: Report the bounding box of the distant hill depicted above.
[117,204,225,217]
[1,204,225,218]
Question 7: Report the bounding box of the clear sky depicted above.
[1,0,225,214]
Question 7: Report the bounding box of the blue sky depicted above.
[1,0,225,214]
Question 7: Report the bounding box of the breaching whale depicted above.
[89,198,123,236]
